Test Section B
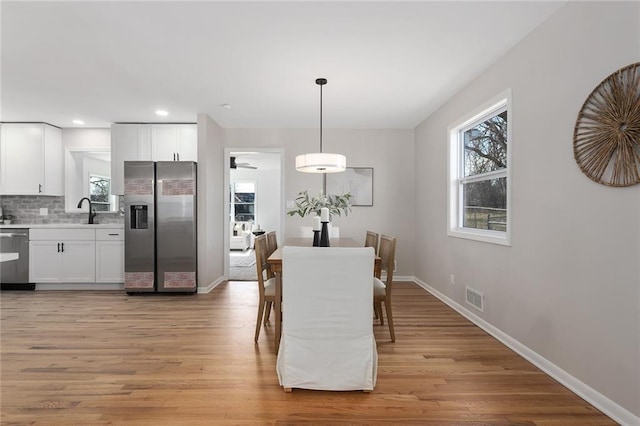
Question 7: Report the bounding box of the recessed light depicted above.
[156,110,169,116]
[72,119,85,125]
[220,104,232,110]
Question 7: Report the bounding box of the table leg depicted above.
[274,271,282,354]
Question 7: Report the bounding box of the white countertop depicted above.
[0,253,19,262]
[0,223,124,229]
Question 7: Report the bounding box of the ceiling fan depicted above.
[230,156,257,170]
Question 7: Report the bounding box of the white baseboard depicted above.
[198,276,225,294]
[412,277,639,426]
[391,275,414,282]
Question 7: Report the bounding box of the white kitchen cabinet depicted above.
[111,123,196,195]
[151,124,197,161]
[30,229,96,283]
[95,228,124,283]
[0,123,63,195]
[110,123,152,195]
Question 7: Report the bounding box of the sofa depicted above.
[230,222,252,251]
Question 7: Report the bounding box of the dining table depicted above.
[266,237,381,353]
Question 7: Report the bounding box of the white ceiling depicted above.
[1,1,564,130]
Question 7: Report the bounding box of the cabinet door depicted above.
[60,241,95,282]
[111,124,150,195]
[151,125,178,161]
[95,241,124,283]
[43,124,63,195]
[30,241,62,282]
[177,124,197,161]
[1,124,44,195]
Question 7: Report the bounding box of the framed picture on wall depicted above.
[326,167,373,206]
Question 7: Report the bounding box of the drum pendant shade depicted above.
[296,78,346,174]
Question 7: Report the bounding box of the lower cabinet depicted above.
[95,229,124,283]
[29,227,124,284]
[30,240,96,282]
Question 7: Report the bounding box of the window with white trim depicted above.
[448,90,511,245]
[89,174,112,212]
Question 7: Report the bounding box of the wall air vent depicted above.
[465,286,484,312]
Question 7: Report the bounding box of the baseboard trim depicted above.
[412,277,639,426]
[391,275,414,282]
[198,276,225,294]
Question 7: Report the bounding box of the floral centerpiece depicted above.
[287,190,352,220]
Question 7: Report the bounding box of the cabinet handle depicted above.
[61,242,64,253]
[108,233,120,236]
[39,184,43,193]
[57,243,60,253]
[173,153,176,161]
[177,153,180,161]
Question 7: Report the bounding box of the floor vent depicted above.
[465,286,484,312]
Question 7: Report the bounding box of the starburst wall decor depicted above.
[573,62,640,187]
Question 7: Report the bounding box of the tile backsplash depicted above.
[0,195,124,224]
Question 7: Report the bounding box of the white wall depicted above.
[414,1,639,420]
[62,128,112,212]
[62,128,110,150]
[224,128,415,275]
[82,157,110,182]
[197,113,225,290]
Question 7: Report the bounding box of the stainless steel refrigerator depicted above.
[124,161,197,293]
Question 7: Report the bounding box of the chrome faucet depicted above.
[77,197,97,224]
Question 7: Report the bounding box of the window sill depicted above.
[448,228,511,247]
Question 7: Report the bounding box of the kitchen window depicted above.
[448,90,511,246]
[89,174,112,212]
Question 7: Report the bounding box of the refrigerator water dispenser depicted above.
[130,205,148,229]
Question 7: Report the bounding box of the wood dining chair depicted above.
[365,230,380,280]
[364,231,379,254]
[267,231,278,257]
[253,234,276,342]
[374,234,397,342]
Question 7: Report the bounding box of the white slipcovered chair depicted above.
[276,246,377,392]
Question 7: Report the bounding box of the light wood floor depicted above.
[1,282,614,425]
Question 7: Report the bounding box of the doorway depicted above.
[224,148,284,280]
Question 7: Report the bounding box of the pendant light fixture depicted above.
[295,78,347,173]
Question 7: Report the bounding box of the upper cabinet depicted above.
[0,123,63,195]
[110,124,151,195]
[111,123,196,195]
[151,124,197,161]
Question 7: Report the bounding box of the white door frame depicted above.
[224,147,284,279]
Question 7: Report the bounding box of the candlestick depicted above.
[319,221,330,247]
[312,216,321,231]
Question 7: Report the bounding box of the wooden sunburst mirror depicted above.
[573,62,640,187]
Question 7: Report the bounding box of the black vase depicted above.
[312,230,320,246]
[319,221,330,247]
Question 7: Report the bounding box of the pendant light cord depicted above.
[319,81,323,154]
[317,78,327,194]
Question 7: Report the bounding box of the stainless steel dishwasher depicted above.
[0,228,34,290]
